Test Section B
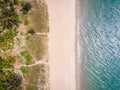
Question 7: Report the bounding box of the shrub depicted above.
[20,51,33,64]
[26,54,33,64]
[27,29,35,35]
[21,2,32,14]
[20,66,28,74]
[25,35,31,41]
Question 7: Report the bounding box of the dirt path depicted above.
[15,60,48,68]
[36,33,48,35]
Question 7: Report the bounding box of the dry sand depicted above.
[45,0,76,90]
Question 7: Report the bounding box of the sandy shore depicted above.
[45,0,76,90]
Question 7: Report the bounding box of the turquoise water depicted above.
[78,0,120,90]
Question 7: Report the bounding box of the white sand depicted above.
[45,0,76,90]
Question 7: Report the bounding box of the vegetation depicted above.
[0,29,17,51]
[27,29,35,35]
[0,56,15,70]
[29,1,49,33]
[16,37,21,46]
[21,1,32,14]
[0,72,22,90]
[22,1,49,89]
[27,35,48,61]
[26,54,33,64]
[20,66,28,74]
[0,71,22,90]
[25,35,31,41]
[20,51,33,64]
[20,51,27,57]
[0,0,49,89]
[0,0,19,31]
[0,8,19,30]
[0,0,18,9]
[24,19,29,25]
[25,64,49,90]
[0,0,32,89]
[0,0,31,32]
[0,57,22,90]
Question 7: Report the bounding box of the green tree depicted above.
[0,8,19,30]
[0,71,22,90]
[0,57,22,90]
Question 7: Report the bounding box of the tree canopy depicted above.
[0,0,19,31]
[0,57,22,90]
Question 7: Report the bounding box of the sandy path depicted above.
[45,0,76,90]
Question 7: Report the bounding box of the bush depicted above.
[25,35,31,41]
[20,66,28,74]
[27,29,35,35]
[21,1,32,14]
[20,51,33,64]
[26,54,33,64]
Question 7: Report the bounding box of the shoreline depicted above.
[75,0,79,90]
[45,0,76,90]
[76,0,81,90]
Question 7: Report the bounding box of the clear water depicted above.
[78,0,120,90]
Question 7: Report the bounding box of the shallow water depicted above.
[78,0,120,90]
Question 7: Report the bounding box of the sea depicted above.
[78,0,120,90]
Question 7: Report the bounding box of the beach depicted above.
[45,0,76,90]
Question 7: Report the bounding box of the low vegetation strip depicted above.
[0,0,32,89]
[0,0,49,90]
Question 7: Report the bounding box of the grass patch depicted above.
[24,19,29,25]
[38,64,49,86]
[20,51,28,57]
[16,0,49,89]
[25,65,39,85]
[26,85,38,90]
[0,29,17,51]
[27,35,48,61]
[29,0,49,33]
[24,64,49,90]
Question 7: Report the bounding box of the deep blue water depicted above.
[78,0,120,90]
